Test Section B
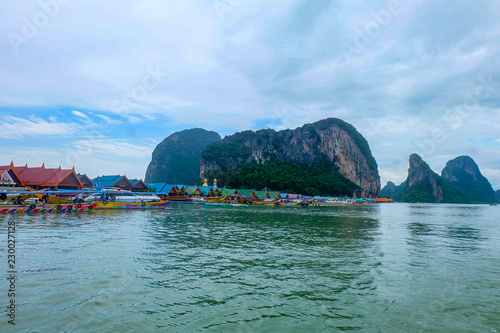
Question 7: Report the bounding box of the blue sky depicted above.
[1,0,499,189]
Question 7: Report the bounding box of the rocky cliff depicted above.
[496,190,500,203]
[441,156,496,204]
[379,181,405,200]
[145,128,221,184]
[401,154,446,202]
[388,154,494,204]
[200,118,380,197]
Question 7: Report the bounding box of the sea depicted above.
[0,203,499,332]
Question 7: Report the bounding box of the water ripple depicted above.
[0,204,499,332]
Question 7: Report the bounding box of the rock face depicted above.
[496,190,500,203]
[402,153,447,202]
[441,156,496,204]
[386,154,494,204]
[379,181,405,200]
[200,118,380,197]
[145,128,221,184]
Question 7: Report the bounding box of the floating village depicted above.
[0,161,392,214]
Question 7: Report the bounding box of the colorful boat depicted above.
[0,203,97,214]
[93,200,171,209]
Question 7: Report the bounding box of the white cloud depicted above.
[95,114,122,125]
[69,139,155,159]
[0,0,499,189]
[72,110,89,119]
[0,116,78,139]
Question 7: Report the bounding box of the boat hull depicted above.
[0,203,97,214]
[93,201,171,209]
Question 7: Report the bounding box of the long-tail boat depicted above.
[0,189,170,213]
[93,200,170,209]
[0,203,97,214]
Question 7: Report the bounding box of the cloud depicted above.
[95,114,122,125]
[0,116,78,139]
[69,139,155,159]
[72,110,89,119]
[0,0,499,188]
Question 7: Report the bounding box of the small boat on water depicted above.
[82,191,162,203]
[183,197,207,205]
[0,200,171,213]
[0,188,170,213]
[94,200,170,209]
[0,203,97,214]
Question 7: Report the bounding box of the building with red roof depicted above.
[0,161,83,190]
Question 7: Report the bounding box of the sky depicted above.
[1,0,499,190]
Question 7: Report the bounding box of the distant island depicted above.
[380,154,496,204]
[145,119,498,203]
[146,118,381,197]
[145,128,221,185]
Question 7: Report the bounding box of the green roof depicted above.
[237,189,255,197]
[221,188,236,197]
[254,191,268,198]
[267,191,280,198]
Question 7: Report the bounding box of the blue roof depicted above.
[94,175,120,182]
[93,175,130,187]
[158,185,177,194]
[198,186,213,195]
[92,180,117,187]
[130,179,144,185]
[279,193,288,198]
[146,183,165,191]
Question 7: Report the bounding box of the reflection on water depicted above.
[141,206,382,331]
[0,204,499,332]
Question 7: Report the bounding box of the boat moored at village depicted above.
[82,191,161,203]
[94,200,171,209]
[0,202,97,214]
[0,200,171,213]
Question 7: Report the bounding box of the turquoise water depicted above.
[1,203,499,332]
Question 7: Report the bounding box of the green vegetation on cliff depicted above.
[204,160,360,197]
[401,178,469,203]
[401,180,436,203]
[379,181,405,201]
[145,128,221,184]
[441,156,496,204]
[201,117,380,197]
[384,154,490,204]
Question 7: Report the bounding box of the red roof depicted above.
[0,164,13,170]
[26,168,61,185]
[44,170,75,186]
[18,166,44,183]
[1,162,82,189]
